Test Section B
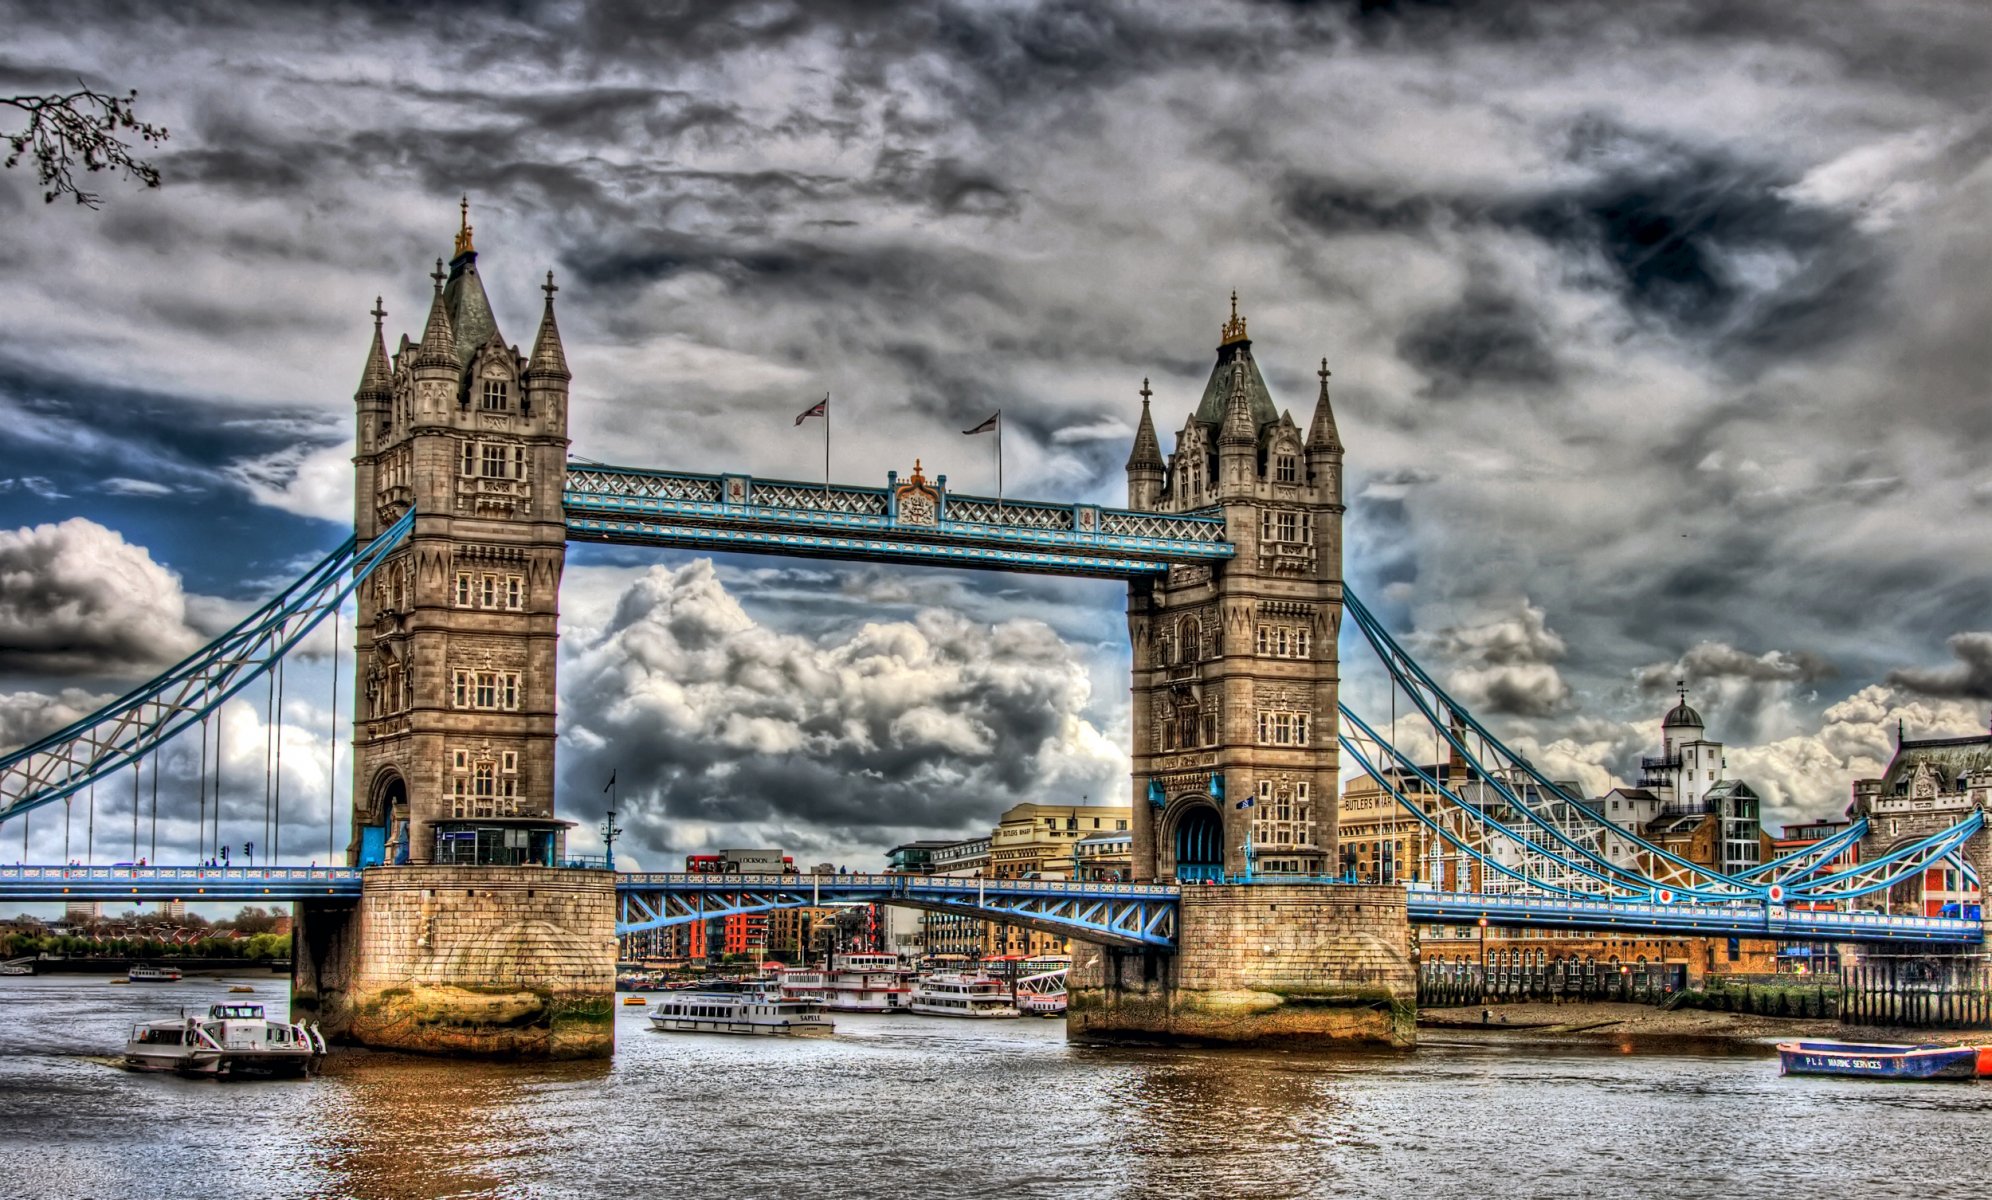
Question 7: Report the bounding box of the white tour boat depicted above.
[127,963,183,983]
[910,973,1022,1018]
[124,1002,325,1079]
[647,985,834,1037]
[807,953,914,1013]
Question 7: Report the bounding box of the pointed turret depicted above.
[1306,358,1342,454]
[526,271,571,382]
[412,258,458,369]
[524,270,571,431]
[355,298,392,401]
[1125,378,1165,510]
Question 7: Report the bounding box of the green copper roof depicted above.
[1191,344,1281,430]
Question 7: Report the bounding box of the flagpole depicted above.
[824,392,831,495]
[996,410,1004,508]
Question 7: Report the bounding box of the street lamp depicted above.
[1478,916,1489,1003]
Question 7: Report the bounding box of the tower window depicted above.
[482,379,508,411]
[1275,455,1297,484]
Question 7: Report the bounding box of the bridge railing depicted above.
[563,465,1233,574]
[613,870,1180,898]
[0,864,362,886]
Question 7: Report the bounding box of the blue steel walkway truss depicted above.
[564,464,1233,579]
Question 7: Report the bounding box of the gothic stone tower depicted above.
[348,203,572,867]
[1124,296,1345,883]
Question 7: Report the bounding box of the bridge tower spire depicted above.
[347,205,572,869]
[1126,296,1345,883]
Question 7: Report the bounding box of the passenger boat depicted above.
[1776,1040,1981,1081]
[647,985,833,1037]
[910,973,1022,1018]
[800,954,914,1013]
[124,1002,325,1079]
[127,963,183,983]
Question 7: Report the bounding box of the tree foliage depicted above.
[2,86,168,207]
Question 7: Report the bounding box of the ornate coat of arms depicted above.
[895,460,940,526]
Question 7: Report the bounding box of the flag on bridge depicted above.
[603,769,616,793]
[796,394,832,491]
[1235,797,1255,810]
[963,411,1002,499]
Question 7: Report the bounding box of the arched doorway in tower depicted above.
[359,771,407,868]
[1173,802,1224,883]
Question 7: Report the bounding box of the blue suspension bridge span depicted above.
[0,470,1977,946]
[0,225,1983,1054]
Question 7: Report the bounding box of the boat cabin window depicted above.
[132,1027,186,1044]
[208,1004,264,1020]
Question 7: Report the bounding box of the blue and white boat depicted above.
[1777,1040,1980,1081]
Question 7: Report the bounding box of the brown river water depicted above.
[0,974,1986,1199]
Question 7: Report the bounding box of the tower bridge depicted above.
[2,211,1986,1058]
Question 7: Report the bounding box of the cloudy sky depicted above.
[2,0,1990,876]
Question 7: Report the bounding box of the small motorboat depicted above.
[124,1002,325,1079]
[622,995,647,1006]
[229,986,256,994]
[127,963,183,983]
[1777,1040,1980,1081]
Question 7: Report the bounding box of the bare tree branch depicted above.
[2,86,169,208]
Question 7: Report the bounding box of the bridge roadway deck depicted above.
[0,867,1977,946]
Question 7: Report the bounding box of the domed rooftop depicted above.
[1657,697,1705,725]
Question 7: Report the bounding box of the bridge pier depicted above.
[1067,884,1415,1047]
[293,866,617,1059]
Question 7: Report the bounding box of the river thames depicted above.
[0,975,1984,1199]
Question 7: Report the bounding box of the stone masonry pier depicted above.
[294,866,618,1059]
[1067,883,1416,1047]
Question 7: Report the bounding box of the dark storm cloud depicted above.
[1886,634,1992,702]
[1397,282,1558,397]
[3,0,1991,851]
[1507,134,1869,352]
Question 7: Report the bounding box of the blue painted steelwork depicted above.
[0,864,361,902]
[0,511,416,822]
[564,464,1232,578]
[1340,587,1982,905]
[1406,889,1982,945]
[614,871,1180,950]
[0,864,1975,946]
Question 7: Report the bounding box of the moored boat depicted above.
[124,1002,325,1079]
[807,954,914,1013]
[647,984,833,1037]
[1014,967,1068,1017]
[910,973,1021,1018]
[127,963,183,983]
[1776,1040,1980,1081]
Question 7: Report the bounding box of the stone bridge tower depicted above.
[348,202,572,867]
[1124,296,1345,883]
